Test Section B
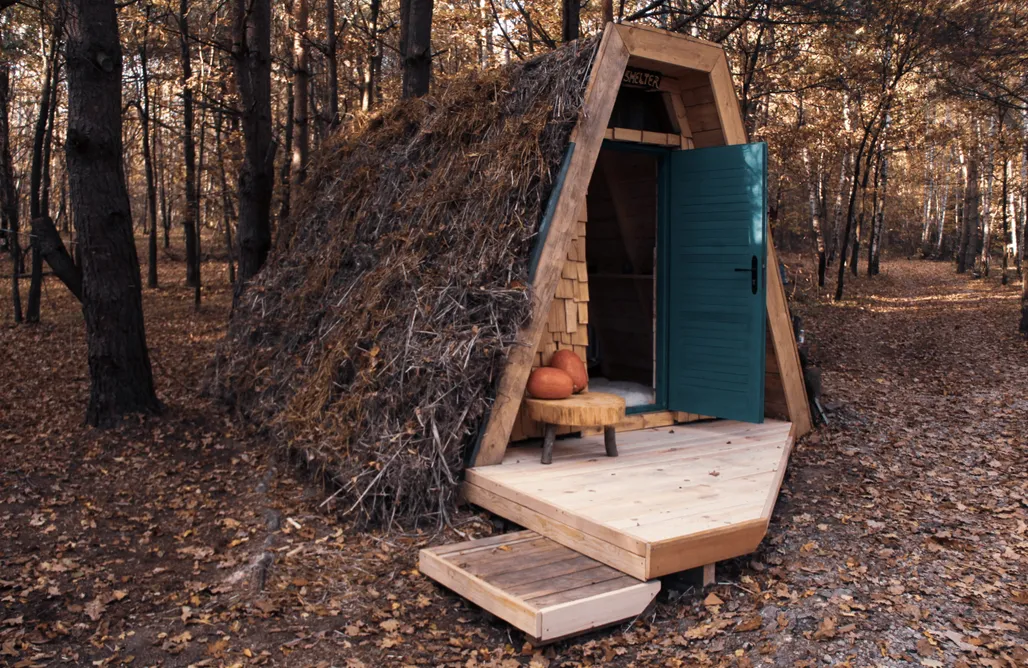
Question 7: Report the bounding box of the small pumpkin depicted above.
[526,367,574,400]
[549,349,588,393]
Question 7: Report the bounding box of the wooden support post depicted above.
[702,563,716,587]
[541,424,557,465]
[603,426,618,457]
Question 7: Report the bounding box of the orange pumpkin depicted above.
[526,367,574,400]
[549,349,588,393]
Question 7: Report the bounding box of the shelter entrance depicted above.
[585,141,769,421]
[585,145,662,410]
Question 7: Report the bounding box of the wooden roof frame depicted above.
[471,23,811,468]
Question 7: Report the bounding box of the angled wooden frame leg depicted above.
[541,424,557,465]
[604,425,618,457]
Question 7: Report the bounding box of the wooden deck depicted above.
[463,419,794,580]
[420,531,660,643]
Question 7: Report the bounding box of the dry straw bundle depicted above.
[212,38,598,527]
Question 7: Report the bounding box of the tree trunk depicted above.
[326,0,339,126]
[979,126,995,277]
[400,0,433,98]
[956,148,968,269]
[834,154,862,301]
[27,25,60,323]
[362,0,381,112]
[959,153,980,274]
[0,64,22,322]
[63,0,160,425]
[215,108,235,285]
[920,144,934,255]
[138,36,158,289]
[291,0,310,190]
[935,150,951,258]
[277,77,293,230]
[602,0,614,24]
[869,154,888,276]
[1019,128,1027,275]
[802,148,826,287]
[179,0,200,291]
[562,0,580,42]
[1002,156,1010,284]
[31,215,81,299]
[232,0,275,295]
[827,153,849,267]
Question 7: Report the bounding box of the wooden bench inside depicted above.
[523,392,626,464]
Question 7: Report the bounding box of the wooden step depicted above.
[419,530,660,643]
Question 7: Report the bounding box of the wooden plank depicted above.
[686,102,721,133]
[564,298,578,333]
[556,456,786,521]
[667,88,695,144]
[422,531,659,643]
[429,530,538,558]
[472,25,630,467]
[504,420,781,472]
[536,580,659,642]
[765,239,812,435]
[645,518,767,578]
[528,574,641,607]
[680,82,715,106]
[533,462,786,525]
[507,564,624,599]
[576,261,588,282]
[708,53,747,146]
[581,410,676,435]
[614,24,723,73]
[419,548,539,636]
[487,554,602,589]
[661,92,682,134]
[616,488,777,541]
[463,473,649,556]
[462,483,649,580]
[760,422,796,520]
[612,127,643,143]
[691,128,724,148]
[498,428,789,490]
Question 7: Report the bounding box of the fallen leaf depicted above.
[83,598,106,621]
[813,616,836,640]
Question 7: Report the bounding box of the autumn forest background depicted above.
[0,1,1026,666]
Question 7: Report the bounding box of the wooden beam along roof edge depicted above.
[614,23,724,73]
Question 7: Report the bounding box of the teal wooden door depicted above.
[665,143,767,423]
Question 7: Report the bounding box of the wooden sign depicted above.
[621,67,662,90]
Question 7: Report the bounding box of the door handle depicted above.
[734,256,758,294]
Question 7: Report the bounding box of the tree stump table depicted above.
[523,392,627,465]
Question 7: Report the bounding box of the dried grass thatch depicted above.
[211,38,598,527]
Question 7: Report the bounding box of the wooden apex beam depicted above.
[708,52,748,146]
[471,25,631,468]
[614,23,724,73]
[765,240,812,436]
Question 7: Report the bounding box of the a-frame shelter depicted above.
[422,23,812,644]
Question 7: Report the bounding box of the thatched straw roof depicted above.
[211,37,598,527]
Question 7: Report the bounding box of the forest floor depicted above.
[0,253,1026,668]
